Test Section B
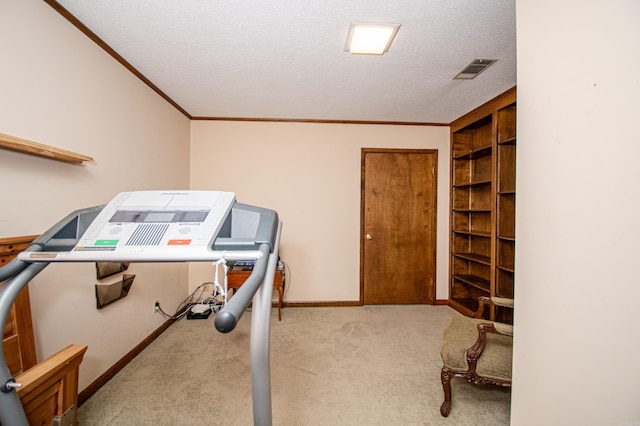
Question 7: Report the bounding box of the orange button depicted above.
[168,239,192,245]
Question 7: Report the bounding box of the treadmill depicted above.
[0,190,282,426]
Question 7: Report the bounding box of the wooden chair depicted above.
[439,296,513,417]
[2,236,87,425]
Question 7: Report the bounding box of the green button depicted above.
[95,240,119,246]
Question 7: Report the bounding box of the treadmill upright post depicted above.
[250,220,281,426]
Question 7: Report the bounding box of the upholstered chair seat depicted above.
[439,297,514,417]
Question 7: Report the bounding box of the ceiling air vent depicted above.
[454,59,497,80]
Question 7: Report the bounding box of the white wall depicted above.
[0,0,191,390]
[189,121,450,302]
[512,0,640,423]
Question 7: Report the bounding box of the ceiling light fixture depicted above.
[345,23,400,55]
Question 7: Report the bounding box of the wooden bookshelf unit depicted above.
[449,87,516,323]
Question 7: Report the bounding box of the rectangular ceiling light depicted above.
[345,23,400,55]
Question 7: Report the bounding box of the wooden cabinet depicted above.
[1,236,38,376]
[227,269,285,320]
[449,87,516,322]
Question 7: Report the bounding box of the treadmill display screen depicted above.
[109,211,209,223]
[143,212,177,223]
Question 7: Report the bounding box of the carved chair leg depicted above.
[440,367,452,417]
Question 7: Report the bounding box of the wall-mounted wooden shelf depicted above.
[0,132,93,164]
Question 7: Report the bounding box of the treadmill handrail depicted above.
[0,246,42,283]
[214,243,271,333]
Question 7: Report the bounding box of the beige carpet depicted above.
[78,305,511,425]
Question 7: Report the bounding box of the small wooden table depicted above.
[227,269,285,320]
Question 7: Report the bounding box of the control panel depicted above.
[21,190,236,262]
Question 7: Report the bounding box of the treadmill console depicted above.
[22,190,236,262]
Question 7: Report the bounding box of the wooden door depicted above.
[361,149,437,304]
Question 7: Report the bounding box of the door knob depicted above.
[366,234,373,240]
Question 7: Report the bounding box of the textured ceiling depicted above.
[53,0,516,124]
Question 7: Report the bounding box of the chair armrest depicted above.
[465,322,513,382]
[473,296,514,318]
[466,323,494,372]
[493,322,513,336]
[473,297,513,336]
[491,297,514,309]
[466,322,512,369]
